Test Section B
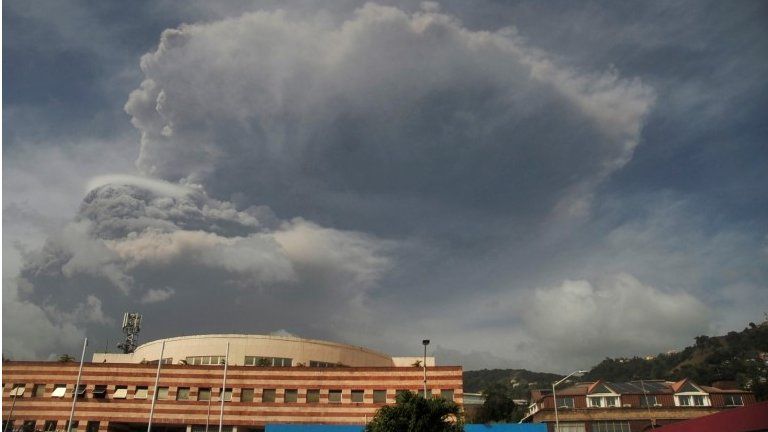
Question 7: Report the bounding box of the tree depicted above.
[366,391,463,432]
[256,357,271,367]
[478,382,517,423]
[57,354,75,362]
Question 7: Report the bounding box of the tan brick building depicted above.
[2,335,462,432]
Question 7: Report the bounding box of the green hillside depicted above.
[464,320,768,401]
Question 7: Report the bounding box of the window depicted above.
[148,358,173,365]
[558,397,575,409]
[44,421,57,432]
[76,384,87,398]
[678,395,690,406]
[156,387,169,400]
[23,421,36,432]
[67,421,79,432]
[373,390,387,403]
[186,355,226,365]
[605,396,618,407]
[306,389,320,403]
[591,421,630,432]
[351,390,364,403]
[222,388,232,402]
[93,385,107,399]
[309,361,335,367]
[198,388,211,401]
[284,389,298,403]
[262,389,276,403]
[176,387,190,401]
[52,385,67,398]
[692,395,705,406]
[86,421,99,432]
[640,395,658,407]
[135,386,148,399]
[32,384,45,397]
[244,356,292,367]
[440,389,454,401]
[10,384,25,397]
[724,395,743,406]
[558,424,586,432]
[396,389,409,400]
[329,389,342,403]
[114,386,128,399]
[241,388,254,402]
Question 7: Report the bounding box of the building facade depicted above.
[2,335,460,432]
[524,379,756,432]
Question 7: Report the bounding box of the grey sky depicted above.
[3,0,767,372]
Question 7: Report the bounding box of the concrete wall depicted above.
[93,334,394,367]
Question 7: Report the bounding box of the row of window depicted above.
[557,421,630,432]
[166,356,348,367]
[2,420,98,432]
[5,384,455,403]
[554,394,743,409]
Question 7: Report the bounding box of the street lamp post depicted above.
[552,370,588,432]
[422,340,430,398]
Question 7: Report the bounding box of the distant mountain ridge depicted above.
[463,320,768,401]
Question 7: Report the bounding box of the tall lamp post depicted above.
[422,340,430,398]
[552,370,588,432]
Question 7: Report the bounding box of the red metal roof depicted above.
[654,401,768,432]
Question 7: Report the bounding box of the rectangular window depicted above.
[724,395,743,406]
[351,390,364,403]
[262,389,276,403]
[93,385,107,399]
[22,421,36,432]
[605,396,618,407]
[241,388,254,402]
[198,388,212,401]
[10,384,25,397]
[156,387,169,400]
[135,386,148,399]
[329,389,342,403]
[306,389,320,403]
[44,421,57,432]
[114,386,128,399]
[678,395,690,406]
[76,384,87,398]
[222,388,232,402]
[558,424,586,432]
[692,395,705,406]
[373,390,387,403]
[591,421,630,432]
[396,389,409,400]
[440,389,454,401]
[67,421,79,432]
[640,395,657,407]
[284,389,298,403]
[52,384,67,398]
[558,397,575,409]
[177,387,190,401]
[86,421,99,432]
[32,384,45,397]
[588,397,602,408]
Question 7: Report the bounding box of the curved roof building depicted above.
[92,333,434,367]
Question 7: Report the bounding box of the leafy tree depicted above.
[256,357,271,367]
[57,354,75,362]
[478,382,517,423]
[366,391,463,432]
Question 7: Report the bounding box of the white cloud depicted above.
[141,287,176,304]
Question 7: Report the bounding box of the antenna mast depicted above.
[117,312,142,353]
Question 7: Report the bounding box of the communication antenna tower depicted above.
[117,312,142,353]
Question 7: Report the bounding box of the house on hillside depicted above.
[521,378,755,432]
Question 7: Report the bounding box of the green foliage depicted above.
[57,354,75,362]
[478,383,518,423]
[463,369,563,395]
[366,391,463,432]
[256,357,271,367]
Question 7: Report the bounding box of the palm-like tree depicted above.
[366,391,463,432]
